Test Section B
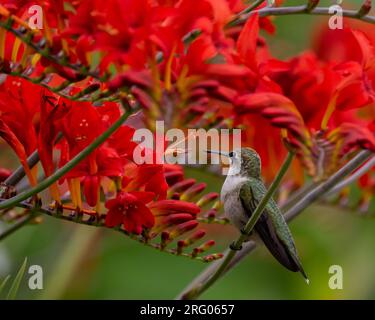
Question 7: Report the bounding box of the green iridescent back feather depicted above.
[243,178,299,258]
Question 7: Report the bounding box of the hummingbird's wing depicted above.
[239,180,308,282]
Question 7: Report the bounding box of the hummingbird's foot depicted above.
[230,241,242,251]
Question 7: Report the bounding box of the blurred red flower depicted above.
[105,191,155,234]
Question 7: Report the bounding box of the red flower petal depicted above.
[235,92,310,143]
[148,200,201,216]
[105,207,124,228]
[83,175,100,207]
[123,204,155,234]
[129,191,155,204]
[237,13,259,71]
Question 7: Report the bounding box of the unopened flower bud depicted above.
[169,220,198,239]
[203,253,224,262]
[196,192,219,207]
[192,240,215,257]
[180,183,207,201]
[358,0,372,17]
[168,179,196,194]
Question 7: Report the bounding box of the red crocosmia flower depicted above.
[163,164,184,186]
[234,89,318,179]
[0,118,37,186]
[333,60,375,111]
[1,1,31,13]
[314,21,375,66]
[123,163,169,201]
[234,46,375,179]
[107,126,138,161]
[59,100,132,208]
[267,49,374,132]
[146,199,201,236]
[148,200,201,217]
[37,93,70,203]
[59,105,136,208]
[0,76,40,155]
[0,76,43,185]
[237,13,259,73]
[79,0,153,71]
[64,145,125,207]
[235,92,311,145]
[38,94,70,178]
[62,101,104,156]
[0,30,27,65]
[63,0,101,38]
[105,191,155,234]
[267,52,335,130]
[96,102,122,128]
[314,27,375,111]
[328,123,375,155]
[327,30,375,112]
[83,175,100,207]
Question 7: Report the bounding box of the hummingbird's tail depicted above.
[290,254,310,284]
[255,214,309,284]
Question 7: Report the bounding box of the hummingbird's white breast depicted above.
[221,173,248,230]
[221,153,246,201]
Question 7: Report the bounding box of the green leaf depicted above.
[0,275,11,297]
[6,257,28,300]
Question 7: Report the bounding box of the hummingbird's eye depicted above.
[229,151,235,158]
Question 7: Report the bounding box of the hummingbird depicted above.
[207,147,309,283]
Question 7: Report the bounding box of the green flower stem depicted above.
[182,151,294,299]
[226,0,266,28]
[0,201,216,262]
[0,108,136,211]
[239,0,266,15]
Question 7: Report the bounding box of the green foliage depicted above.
[0,275,11,296]
[0,258,28,300]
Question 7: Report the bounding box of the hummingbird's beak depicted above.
[205,150,230,157]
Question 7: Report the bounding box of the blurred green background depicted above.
[1,0,375,300]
